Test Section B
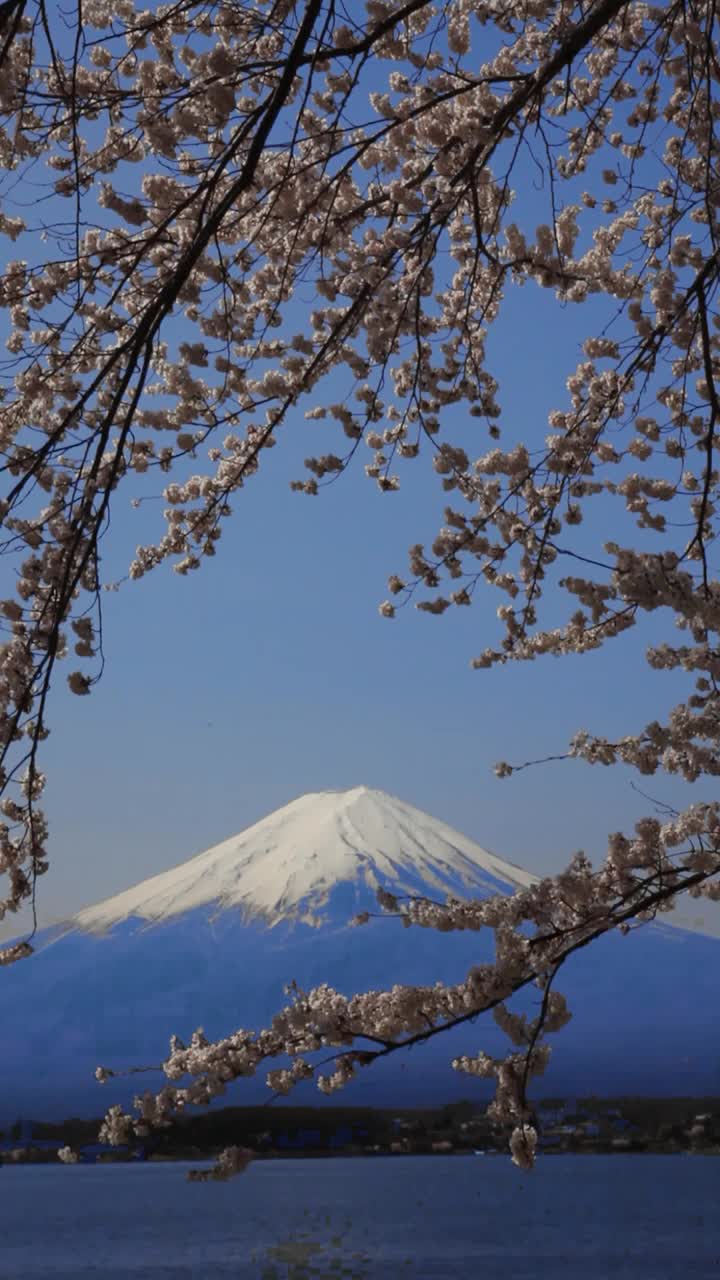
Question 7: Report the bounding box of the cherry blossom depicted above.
[0,0,716,1173]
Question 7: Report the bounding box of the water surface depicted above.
[1,1155,718,1278]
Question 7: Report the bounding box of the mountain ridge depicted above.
[73,786,536,933]
[1,786,718,1119]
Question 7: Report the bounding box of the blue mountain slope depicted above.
[1,788,718,1120]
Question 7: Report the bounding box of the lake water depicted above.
[0,1155,718,1278]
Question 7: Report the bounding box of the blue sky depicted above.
[0,29,717,945]
[1,271,717,943]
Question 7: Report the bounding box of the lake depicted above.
[0,1155,718,1278]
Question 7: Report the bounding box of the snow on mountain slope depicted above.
[74,786,536,932]
[2,787,719,1120]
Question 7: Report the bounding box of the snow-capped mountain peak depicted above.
[74,786,536,933]
[3,787,719,1121]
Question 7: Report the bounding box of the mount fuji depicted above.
[1,786,719,1120]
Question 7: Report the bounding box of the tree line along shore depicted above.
[2,1097,720,1164]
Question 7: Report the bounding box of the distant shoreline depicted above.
[5,1096,719,1165]
[4,1145,720,1167]
[3,1149,720,1169]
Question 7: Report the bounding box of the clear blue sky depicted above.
[0,61,717,944]
[2,270,717,943]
